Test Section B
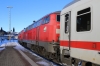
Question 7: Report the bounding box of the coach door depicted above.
[64,11,71,50]
[61,11,71,61]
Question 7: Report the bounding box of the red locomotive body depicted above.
[18,30,24,44]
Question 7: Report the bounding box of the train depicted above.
[18,0,100,66]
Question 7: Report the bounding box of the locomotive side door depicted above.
[36,27,40,45]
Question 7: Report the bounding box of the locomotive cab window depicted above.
[65,14,69,33]
[57,15,60,22]
[77,7,91,32]
[45,16,50,24]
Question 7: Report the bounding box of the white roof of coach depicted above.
[63,0,80,9]
[61,0,91,15]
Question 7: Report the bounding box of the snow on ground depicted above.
[36,61,56,66]
[0,47,5,51]
[14,43,58,66]
[0,39,17,52]
[0,39,58,66]
[0,40,18,47]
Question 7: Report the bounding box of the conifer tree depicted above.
[1,27,3,32]
[13,27,15,32]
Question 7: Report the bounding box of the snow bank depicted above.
[0,42,17,47]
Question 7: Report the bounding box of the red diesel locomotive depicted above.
[18,11,61,61]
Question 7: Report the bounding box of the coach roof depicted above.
[63,0,80,9]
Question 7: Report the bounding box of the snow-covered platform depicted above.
[0,40,58,66]
[0,46,38,66]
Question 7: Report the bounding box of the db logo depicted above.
[43,26,47,32]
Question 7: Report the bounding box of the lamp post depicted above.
[7,6,13,40]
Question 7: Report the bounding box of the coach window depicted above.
[77,7,91,32]
[65,14,69,33]
[57,15,60,22]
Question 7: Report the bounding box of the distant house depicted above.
[14,35,18,39]
[0,30,7,36]
[0,29,18,40]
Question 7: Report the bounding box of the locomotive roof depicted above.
[43,11,61,18]
[24,11,61,31]
[51,11,61,14]
[63,0,80,9]
[37,11,61,21]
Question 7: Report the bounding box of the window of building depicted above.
[77,7,91,32]
[57,15,60,22]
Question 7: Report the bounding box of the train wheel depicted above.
[42,48,46,57]
[38,47,42,54]
[37,46,39,53]
[45,52,49,59]
[31,45,34,50]
[48,52,54,60]
[48,52,53,60]
[34,45,37,53]
[71,58,75,65]
[38,46,43,55]
[36,46,39,53]
[53,53,59,62]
